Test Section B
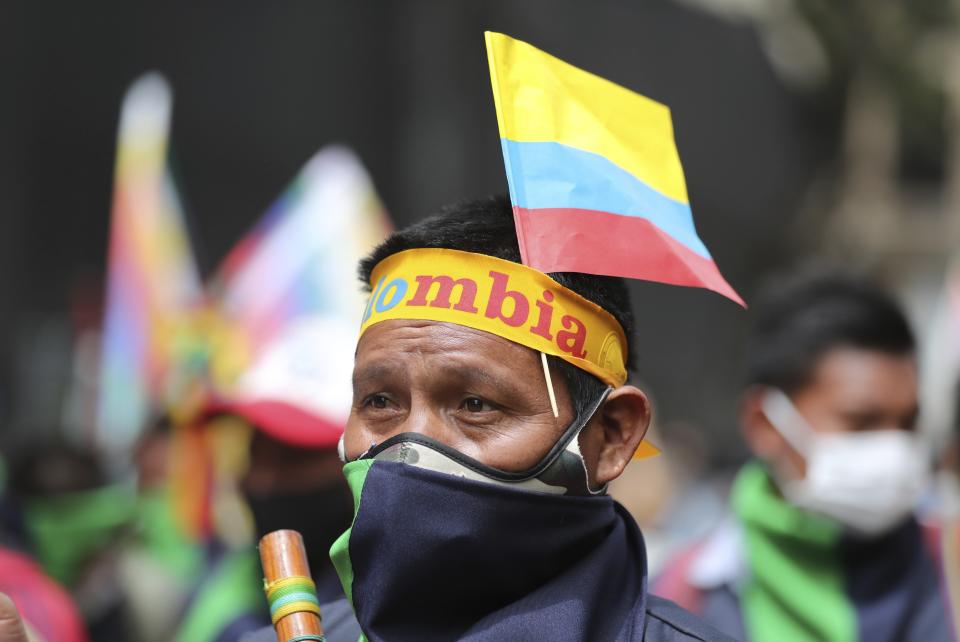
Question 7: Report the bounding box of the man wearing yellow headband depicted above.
[241,195,732,642]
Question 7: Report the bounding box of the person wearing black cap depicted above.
[177,318,357,642]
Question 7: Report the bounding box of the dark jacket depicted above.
[239,595,736,642]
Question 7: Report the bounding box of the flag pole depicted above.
[540,352,560,418]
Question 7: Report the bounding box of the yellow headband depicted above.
[359,248,629,387]
[359,248,659,460]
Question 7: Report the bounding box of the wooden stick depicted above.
[541,351,559,418]
[259,529,325,642]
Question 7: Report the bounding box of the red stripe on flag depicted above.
[514,207,744,306]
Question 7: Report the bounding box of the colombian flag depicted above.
[485,32,743,306]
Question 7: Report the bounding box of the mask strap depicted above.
[759,388,814,455]
[562,418,606,495]
[337,358,572,464]
[350,387,612,494]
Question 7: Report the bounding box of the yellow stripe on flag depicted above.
[485,31,689,205]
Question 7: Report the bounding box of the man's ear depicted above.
[591,385,651,486]
[740,385,784,460]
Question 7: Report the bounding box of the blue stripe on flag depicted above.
[500,139,711,259]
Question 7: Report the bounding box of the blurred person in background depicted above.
[113,416,205,642]
[172,318,356,642]
[655,272,951,641]
[8,442,133,641]
[238,424,352,599]
[0,444,89,642]
[0,450,89,642]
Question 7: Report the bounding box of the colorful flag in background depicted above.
[180,147,391,539]
[485,32,743,306]
[209,145,391,387]
[96,73,203,453]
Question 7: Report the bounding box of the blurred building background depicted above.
[2,0,958,465]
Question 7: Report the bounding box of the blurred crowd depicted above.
[5,3,960,641]
[2,253,958,641]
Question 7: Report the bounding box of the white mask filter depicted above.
[760,388,929,537]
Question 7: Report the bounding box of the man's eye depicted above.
[363,394,391,409]
[461,397,493,413]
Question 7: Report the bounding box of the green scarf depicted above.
[134,486,202,584]
[172,549,264,642]
[24,484,136,586]
[732,461,855,642]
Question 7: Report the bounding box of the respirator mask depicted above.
[760,388,929,536]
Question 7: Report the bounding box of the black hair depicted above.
[746,270,915,393]
[359,195,636,422]
[8,442,105,496]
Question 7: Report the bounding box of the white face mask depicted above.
[760,388,929,537]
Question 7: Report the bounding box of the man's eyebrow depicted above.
[448,365,497,384]
[442,364,520,393]
[352,363,404,388]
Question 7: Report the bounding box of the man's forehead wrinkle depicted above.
[358,319,546,365]
[357,345,528,391]
[361,319,532,349]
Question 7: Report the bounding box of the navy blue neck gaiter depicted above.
[330,458,650,641]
